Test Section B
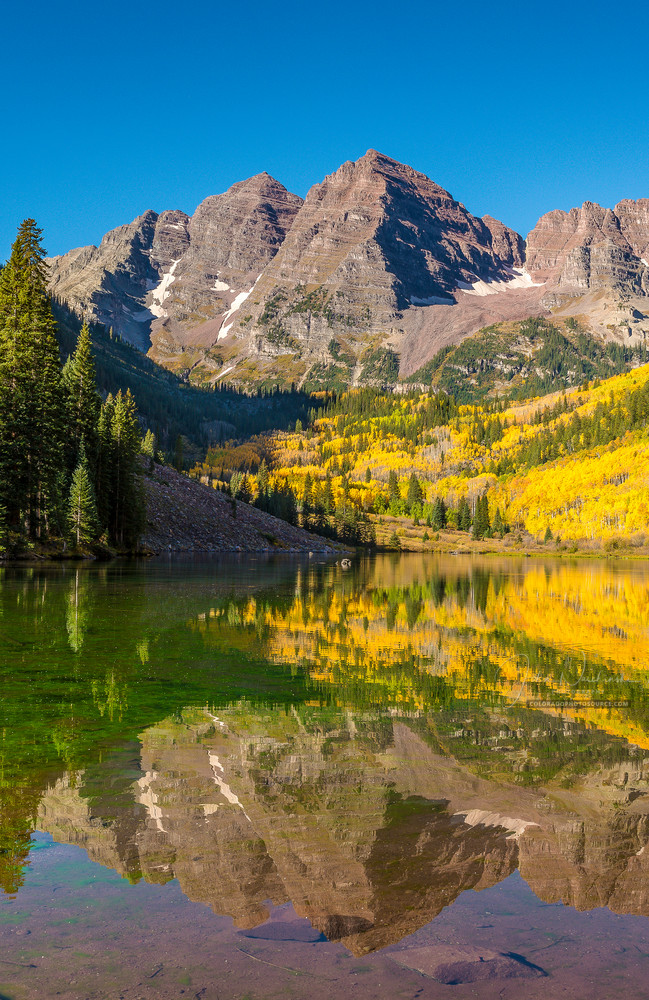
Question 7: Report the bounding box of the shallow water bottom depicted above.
[1,834,648,1000]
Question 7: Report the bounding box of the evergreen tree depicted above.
[141,429,156,459]
[472,494,491,540]
[256,459,269,501]
[63,321,101,468]
[229,471,243,498]
[431,496,447,530]
[96,394,115,532]
[238,473,252,505]
[458,497,472,532]
[493,507,506,538]
[0,219,64,538]
[109,390,144,547]
[387,470,400,503]
[311,481,325,532]
[301,472,313,528]
[406,472,423,511]
[323,474,335,516]
[141,428,156,472]
[68,443,99,546]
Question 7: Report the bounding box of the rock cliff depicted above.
[526,200,649,297]
[228,150,528,384]
[47,155,649,389]
[48,211,164,352]
[148,174,303,372]
[48,175,302,368]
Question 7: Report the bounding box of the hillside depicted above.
[52,300,319,460]
[406,315,647,402]
[142,463,345,554]
[191,363,649,552]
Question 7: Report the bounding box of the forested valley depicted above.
[190,362,649,552]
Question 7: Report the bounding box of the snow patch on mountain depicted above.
[149,260,180,318]
[136,770,165,832]
[458,268,544,297]
[217,284,257,340]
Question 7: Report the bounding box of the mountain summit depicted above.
[47,152,649,389]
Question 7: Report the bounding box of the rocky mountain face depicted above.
[48,175,301,365]
[47,153,649,389]
[148,174,303,374]
[48,210,166,352]
[229,150,529,385]
[526,200,649,293]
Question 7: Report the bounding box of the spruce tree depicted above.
[68,443,99,546]
[387,470,400,504]
[141,429,156,458]
[141,429,156,471]
[431,496,447,530]
[406,473,423,512]
[63,321,100,469]
[0,219,64,538]
[238,473,252,504]
[302,472,313,528]
[472,494,491,540]
[323,474,335,517]
[311,481,325,532]
[458,497,472,532]
[229,471,243,498]
[109,390,144,547]
[256,459,269,502]
[96,394,115,533]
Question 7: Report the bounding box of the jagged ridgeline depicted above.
[45,150,649,392]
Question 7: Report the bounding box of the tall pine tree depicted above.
[0,220,64,538]
[68,442,99,546]
[63,321,101,469]
[109,389,145,547]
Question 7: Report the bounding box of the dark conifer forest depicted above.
[0,220,145,551]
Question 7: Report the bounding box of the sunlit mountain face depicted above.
[3,554,649,995]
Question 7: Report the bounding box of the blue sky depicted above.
[2,0,648,259]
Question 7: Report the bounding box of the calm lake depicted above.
[2,553,649,999]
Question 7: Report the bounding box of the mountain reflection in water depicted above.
[3,553,649,960]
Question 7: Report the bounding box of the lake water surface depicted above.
[2,553,649,998]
